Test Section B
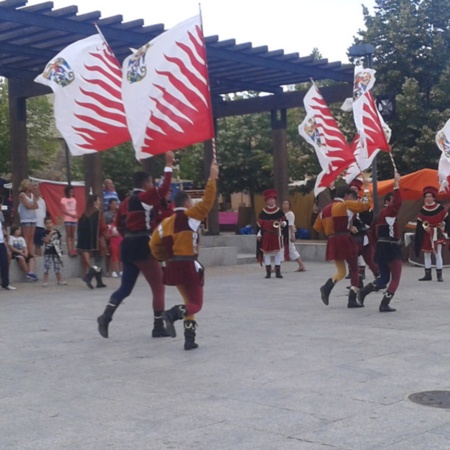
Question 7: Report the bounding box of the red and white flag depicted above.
[122,15,214,159]
[352,65,390,159]
[298,84,355,196]
[436,118,450,161]
[34,34,130,155]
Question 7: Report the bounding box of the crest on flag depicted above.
[35,33,130,155]
[122,15,214,159]
[298,84,355,196]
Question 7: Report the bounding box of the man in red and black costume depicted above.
[414,186,450,282]
[256,189,288,279]
[359,172,402,312]
[96,151,174,339]
[348,178,378,286]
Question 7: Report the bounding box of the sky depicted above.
[26,0,376,63]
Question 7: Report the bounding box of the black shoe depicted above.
[418,269,432,281]
[358,282,375,306]
[184,320,199,350]
[275,266,283,279]
[347,289,363,308]
[97,314,111,338]
[152,319,170,338]
[379,292,396,312]
[320,278,335,305]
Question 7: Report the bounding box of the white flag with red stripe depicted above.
[122,15,214,159]
[436,119,450,161]
[34,34,130,155]
[352,65,390,159]
[298,84,355,196]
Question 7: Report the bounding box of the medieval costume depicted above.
[359,179,402,312]
[313,186,371,308]
[256,189,288,279]
[414,186,449,282]
[151,168,217,350]
[96,163,173,339]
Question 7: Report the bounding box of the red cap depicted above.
[423,186,438,198]
[263,189,277,201]
[349,179,363,191]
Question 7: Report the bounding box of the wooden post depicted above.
[83,153,103,201]
[8,79,29,225]
[271,109,289,205]
[203,134,219,235]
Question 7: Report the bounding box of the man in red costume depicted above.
[256,189,288,279]
[414,186,449,282]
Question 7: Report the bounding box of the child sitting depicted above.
[8,225,38,281]
[42,217,67,287]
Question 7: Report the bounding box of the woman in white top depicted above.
[282,200,306,272]
[18,179,38,257]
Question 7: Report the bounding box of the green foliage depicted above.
[354,0,450,178]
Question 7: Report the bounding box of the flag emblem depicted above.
[126,44,151,84]
[353,70,373,100]
[42,57,75,87]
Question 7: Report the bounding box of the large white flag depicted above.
[122,15,214,159]
[298,84,355,196]
[34,34,130,155]
[352,65,390,159]
[436,118,450,161]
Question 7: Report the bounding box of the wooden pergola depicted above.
[0,0,353,233]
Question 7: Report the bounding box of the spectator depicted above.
[32,183,47,257]
[8,225,38,281]
[42,217,68,287]
[282,200,306,272]
[104,198,120,276]
[60,185,78,256]
[77,194,108,289]
[0,225,16,290]
[18,179,38,256]
[103,179,120,212]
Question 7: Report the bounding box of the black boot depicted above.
[379,291,396,312]
[184,320,199,350]
[264,265,271,279]
[418,268,432,281]
[437,269,444,282]
[162,305,187,337]
[152,314,170,338]
[275,265,283,279]
[95,269,107,288]
[358,282,376,306]
[82,267,97,289]
[320,278,335,305]
[348,288,363,308]
[97,303,117,338]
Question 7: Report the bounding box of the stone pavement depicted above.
[2,261,450,449]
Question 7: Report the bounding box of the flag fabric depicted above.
[436,118,450,161]
[352,65,390,159]
[298,84,355,196]
[438,152,450,194]
[34,34,130,156]
[122,15,214,159]
[344,134,379,184]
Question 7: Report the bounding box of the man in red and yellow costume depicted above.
[150,161,218,351]
[256,189,288,279]
[414,186,450,282]
[314,180,371,308]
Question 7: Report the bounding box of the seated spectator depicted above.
[8,225,38,281]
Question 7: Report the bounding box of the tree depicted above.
[354,0,450,178]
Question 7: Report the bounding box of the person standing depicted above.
[18,179,38,257]
[0,225,16,291]
[281,200,306,272]
[60,185,78,256]
[103,179,120,212]
[414,186,450,282]
[313,182,371,308]
[256,189,288,279]
[77,195,107,289]
[96,151,174,339]
[42,217,67,287]
[151,160,218,350]
[359,172,402,312]
[32,183,47,257]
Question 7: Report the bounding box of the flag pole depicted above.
[199,3,217,163]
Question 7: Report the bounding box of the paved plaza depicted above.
[2,261,450,449]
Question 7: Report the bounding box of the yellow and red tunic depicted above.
[314,197,371,261]
[150,179,216,286]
